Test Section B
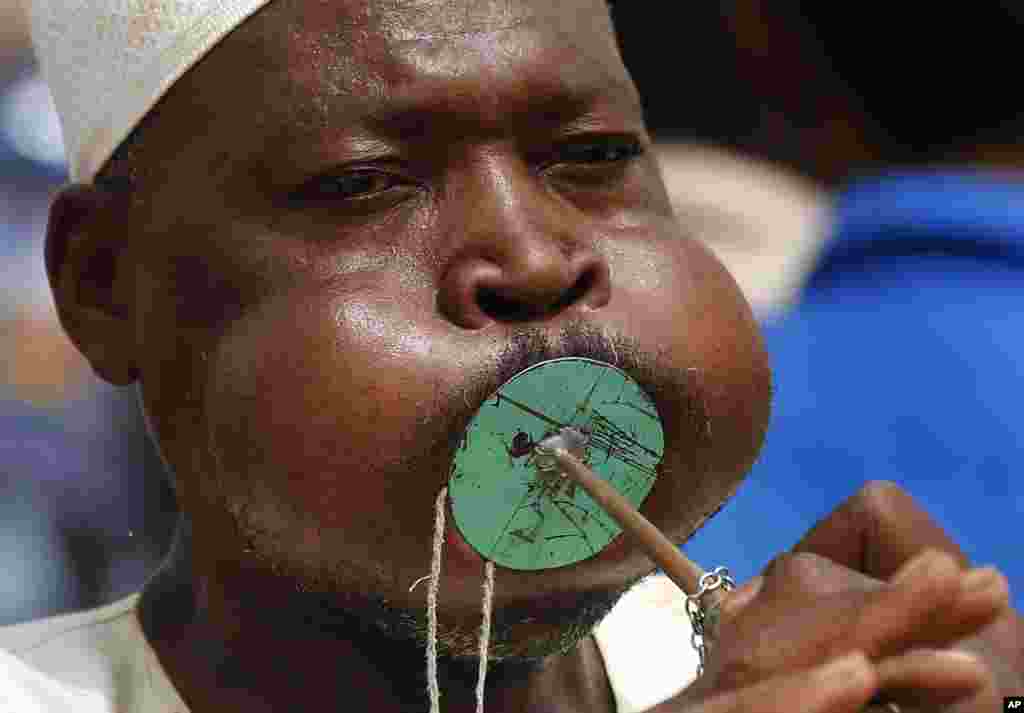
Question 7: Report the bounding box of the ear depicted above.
[46,184,139,386]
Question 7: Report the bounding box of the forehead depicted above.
[263,0,620,77]
[177,0,633,142]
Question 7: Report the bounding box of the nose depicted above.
[438,166,612,330]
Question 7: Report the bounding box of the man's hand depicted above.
[650,482,1021,712]
[792,481,1024,710]
[649,650,880,713]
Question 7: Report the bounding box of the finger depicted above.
[652,652,878,713]
[859,555,1009,656]
[954,567,1010,618]
[942,567,1012,644]
[709,550,1000,692]
[874,649,992,708]
[754,553,1007,648]
[948,690,1004,713]
[856,549,966,659]
[956,609,1024,704]
[947,675,1004,713]
[792,481,969,580]
[759,551,881,600]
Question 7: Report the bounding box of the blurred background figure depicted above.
[0,3,177,625]
[654,142,828,319]
[615,1,1024,606]
[608,2,832,322]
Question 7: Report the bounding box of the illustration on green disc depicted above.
[448,358,665,570]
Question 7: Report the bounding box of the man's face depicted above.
[118,0,769,660]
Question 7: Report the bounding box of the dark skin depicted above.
[669,484,1023,713]
[44,0,1020,711]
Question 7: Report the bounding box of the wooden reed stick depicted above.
[553,448,899,710]
[549,448,728,614]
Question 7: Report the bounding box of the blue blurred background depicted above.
[1,1,1020,624]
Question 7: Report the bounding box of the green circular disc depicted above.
[448,357,665,570]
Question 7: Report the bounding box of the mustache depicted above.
[356,318,716,525]
[426,318,699,460]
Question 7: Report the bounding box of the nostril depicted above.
[476,268,599,323]
[476,286,542,322]
[552,267,597,312]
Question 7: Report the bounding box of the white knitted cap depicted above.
[22,0,276,183]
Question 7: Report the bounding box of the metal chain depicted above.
[683,568,901,713]
[684,566,736,678]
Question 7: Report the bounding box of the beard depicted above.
[204,553,650,706]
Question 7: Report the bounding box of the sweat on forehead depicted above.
[27,0,619,184]
[254,0,626,125]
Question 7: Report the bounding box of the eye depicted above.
[554,136,645,166]
[542,135,646,189]
[291,169,407,202]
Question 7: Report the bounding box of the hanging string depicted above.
[426,487,447,713]
[475,560,495,713]
[422,488,497,713]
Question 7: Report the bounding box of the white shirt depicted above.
[0,575,698,713]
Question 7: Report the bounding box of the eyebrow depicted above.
[354,74,644,142]
[236,62,645,183]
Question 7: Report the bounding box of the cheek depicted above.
[675,238,772,490]
[603,231,771,523]
[607,227,761,359]
[200,284,474,531]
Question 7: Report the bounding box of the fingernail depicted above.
[893,550,947,585]
[936,649,981,666]
[817,651,872,684]
[961,566,1001,593]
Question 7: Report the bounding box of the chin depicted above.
[435,580,635,662]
